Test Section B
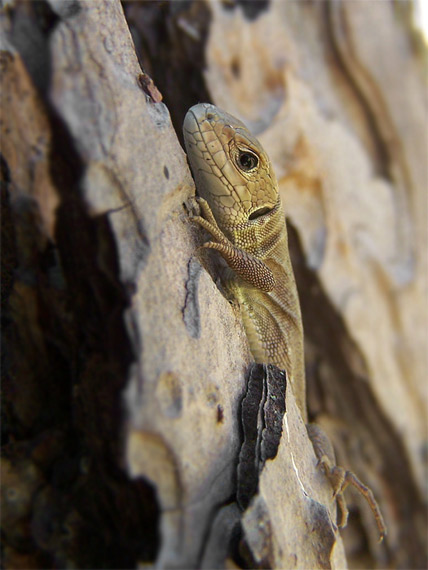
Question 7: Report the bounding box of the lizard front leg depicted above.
[189,197,276,292]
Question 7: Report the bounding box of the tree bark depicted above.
[1,1,426,569]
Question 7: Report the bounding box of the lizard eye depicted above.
[249,206,272,220]
[237,150,259,172]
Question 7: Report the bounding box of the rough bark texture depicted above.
[1,1,426,569]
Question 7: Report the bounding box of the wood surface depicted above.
[1,1,426,568]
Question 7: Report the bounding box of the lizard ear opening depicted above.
[249,206,272,220]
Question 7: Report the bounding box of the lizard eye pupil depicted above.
[238,151,258,171]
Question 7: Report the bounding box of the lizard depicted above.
[183,102,386,541]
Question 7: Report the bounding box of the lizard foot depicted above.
[188,197,276,292]
[307,423,387,542]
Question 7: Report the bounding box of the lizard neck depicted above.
[226,200,288,262]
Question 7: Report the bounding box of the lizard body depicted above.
[183,103,386,541]
[183,103,306,420]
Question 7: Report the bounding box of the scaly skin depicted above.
[183,103,386,541]
[183,103,306,420]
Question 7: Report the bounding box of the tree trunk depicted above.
[1,1,426,569]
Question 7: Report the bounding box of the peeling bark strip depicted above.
[260,365,287,461]
[182,257,202,339]
[237,364,286,510]
[138,70,163,103]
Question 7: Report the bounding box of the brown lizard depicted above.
[183,102,386,541]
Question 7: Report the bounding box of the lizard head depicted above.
[183,103,280,231]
